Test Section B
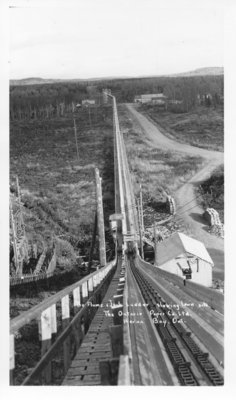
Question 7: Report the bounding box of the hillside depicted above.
[171,67,223,77]
[10,66,223,86]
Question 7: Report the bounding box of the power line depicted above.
[175,192,203,212]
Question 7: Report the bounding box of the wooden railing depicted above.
[10,259,116,385]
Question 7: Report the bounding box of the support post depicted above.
[95,168,106,267]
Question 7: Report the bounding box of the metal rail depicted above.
[130,260,224,385]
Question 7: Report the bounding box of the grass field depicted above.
[10,106,115,264]
[140,105,224,152]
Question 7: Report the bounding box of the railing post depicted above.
[61,295,70,374]
[10,334,15,385]
[82,282,88,302]
[93,274,98,289]
[50,304,57,337]
[73,287,81,311]
[88,277,93,294]
[38,307,52,384]
[95,168,106,267]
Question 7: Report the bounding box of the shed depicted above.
[156,232,213,287]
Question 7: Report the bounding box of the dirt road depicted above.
[126,104,224,281]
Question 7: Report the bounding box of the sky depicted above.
[8,0,226,80]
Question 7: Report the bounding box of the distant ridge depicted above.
[10,77,65,86]
[170,67,224,77]
[10,67,224,86]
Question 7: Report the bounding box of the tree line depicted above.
[10,74,223,120]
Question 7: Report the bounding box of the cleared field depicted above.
[140,105,224,152]
[10,106,114,261]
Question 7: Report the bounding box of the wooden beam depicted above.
[118,355,131,385]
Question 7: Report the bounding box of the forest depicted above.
[10,74,224,120]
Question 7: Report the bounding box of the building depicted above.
[134,93,167,104]
[155,232,213,287]
[82,99,96,107]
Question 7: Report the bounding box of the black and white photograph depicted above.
[2,0,236,394]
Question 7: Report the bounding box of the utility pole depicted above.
[16,176,21,203]
[88,106,92,127]
[137,200,144,259]
[139,184,144,233]
[153,220,158,266]
[95,168,106,267]
[73,118,79,161]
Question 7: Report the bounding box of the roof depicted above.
[157,232,214,266]
[140,93,166,99]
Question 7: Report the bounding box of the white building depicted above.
[134,93,167,104]
[156,232,213,287]
[82,99,96,107]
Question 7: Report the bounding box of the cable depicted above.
[175,192,203,212]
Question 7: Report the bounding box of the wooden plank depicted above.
[112,305,123,325]
[109,325,123,356]
[99,358,119,385]
[118,355,131,385]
